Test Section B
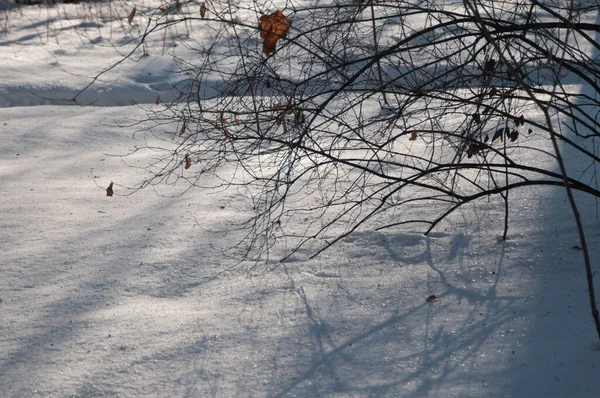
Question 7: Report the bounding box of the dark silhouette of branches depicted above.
[99,0,600,338]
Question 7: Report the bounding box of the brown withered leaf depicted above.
[184,153,192,169]
[155,95,161,105]
[259,10,292,55]
[468,142,483,157]
[426,295,440,302]
[281,118,288,133]
[492,128,504,143]
[572,245,583,251]
[128,7,136,24]
[220,111,230,137]
[106,182,114,197]
[409,131,417,141]
[483,59,496,75]
[200,2,206,18]
[179,119,187,137]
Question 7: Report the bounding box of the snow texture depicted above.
[1,2,600,397]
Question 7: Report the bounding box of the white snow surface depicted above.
[1,2,600,397]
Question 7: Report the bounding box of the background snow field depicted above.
[1,2,600,397]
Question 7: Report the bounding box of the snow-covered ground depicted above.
[1,2,600,397]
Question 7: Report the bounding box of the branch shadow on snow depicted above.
[260,226,530,397]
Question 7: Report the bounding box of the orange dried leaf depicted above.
[184,153,192,169]
[155,95,161,105]
[128,7,136,24]
[409,131,417,141]
[179,119,187,137]
[106,182,114,197]
[259,10,292,55]
[200,2,206,18]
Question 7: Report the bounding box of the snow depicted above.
[1,2,600,397]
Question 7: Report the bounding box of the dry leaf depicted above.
[572,245,583,251]
[282,118,287,133]
[259,10,292,55]
[295,111,305,126]
[409,131,417,141]
[426,295,440,302]
[492,128,504,143]
[128,7,136,25]
[106,182,114,197]
[155,95,161,105]
[219,111,231,137]
[179,119,187,137]
[200,2,206,18]
[184,153,192,169]
[483,58,496,74]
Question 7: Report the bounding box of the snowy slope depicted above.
[1,2,600,397]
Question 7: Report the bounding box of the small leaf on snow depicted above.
[426,295,440,302]
[184,153,192,169]
[281,118,288,133]
[155,95,161,105]
[179,119,187,137]
[128,7,136,25]
[200,2,207,18]
[106,182,114,197]
[572,245,583,251]
[409,131,417,141]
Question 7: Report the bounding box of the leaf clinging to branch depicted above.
[259,10,292,56]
